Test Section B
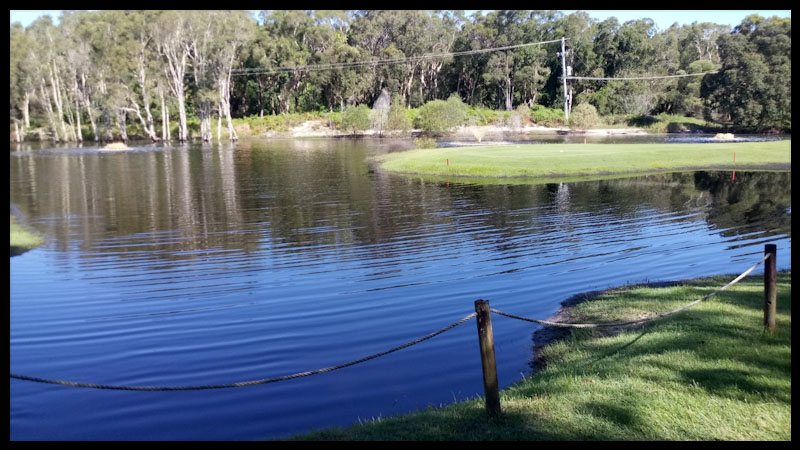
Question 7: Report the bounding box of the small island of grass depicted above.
[11,214,44,256]
[377,140,791,183]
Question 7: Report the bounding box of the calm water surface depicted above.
[10,138,791,440]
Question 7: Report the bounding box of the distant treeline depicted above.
[9,10,791,142]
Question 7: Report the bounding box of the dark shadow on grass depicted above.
[578,401,643,429]
[666,122,720,133]
[291,404,645,441]
[679,368,791,404]
[585,326,652,367]
[10,245,31,257]
[627,115,658,128]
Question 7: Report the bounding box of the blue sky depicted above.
[10,10,791,30]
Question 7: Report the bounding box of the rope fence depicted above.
[10,245,779,414]
[491,253,770,329]
[10,312,477,391]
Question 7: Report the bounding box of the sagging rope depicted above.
[10,312,477,391]
[491,254,771,328]
[10,254,773,390]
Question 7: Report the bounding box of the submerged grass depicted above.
[10,214,44,256]
[377,140,791,183]
[289,271,791,440]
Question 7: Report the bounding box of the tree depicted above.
[154,11,191,142]
[701,15,791,131]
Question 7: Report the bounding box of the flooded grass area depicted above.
[10,214,44,256]
[378,140,791,180]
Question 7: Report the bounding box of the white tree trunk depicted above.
[217,107,222,142]
[86,100,97,141]
[160,89,168,141]
[40,82,60,142]
[164,106,172,141]
[219,69,238,141]
[22,92,30,129]
[128,100,160,141]
[74,82,83,142]
[117,109,128,142]
[163,51,188,141]
[61,81,78,142]
[50,64,69,141]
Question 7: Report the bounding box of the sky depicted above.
[10,10,791,30]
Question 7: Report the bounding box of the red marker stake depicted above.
[732,170,736,180]
[734,152,736,162]
[447,159,449,166]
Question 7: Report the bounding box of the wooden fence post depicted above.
[474,299,501,417]
[764,244,777,332]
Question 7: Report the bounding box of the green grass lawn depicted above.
[289,271,791,440]
[378,140,791,183]
[10,214,44,256]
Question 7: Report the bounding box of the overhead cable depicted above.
[230,39,565,76]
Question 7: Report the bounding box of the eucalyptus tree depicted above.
[240,25,281,116]
[185,10,217,142]
[83,10,141,141]
[308,30,365,111]
[153,10,191,141]
[116,10,163,142]
[479,10,532,111]
[701,15,791,131]
[449,13,493,105]
[58,11,103,141]
[348,10,402,103]
[260,10,315,114]
[211,10,256,140]
[349,10,454,107]
[679,22,730,68]
[9,23,36,139]
[298,10,362,111]
[25,16,66,141]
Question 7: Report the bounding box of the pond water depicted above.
[10,138,791,440]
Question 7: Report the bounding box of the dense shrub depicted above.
[569,103,601,130]
[341,104,371,134]
[386,96,412,135]
[529,104,564,126]
[414,95,467,135]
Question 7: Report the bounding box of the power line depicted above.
[565,71,718,81]
[230,39,565,77]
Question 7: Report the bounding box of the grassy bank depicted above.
[378,140,791,182]
[10,214,44,256]
[290,271,791,440]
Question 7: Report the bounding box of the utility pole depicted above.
[561,37,569,121]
